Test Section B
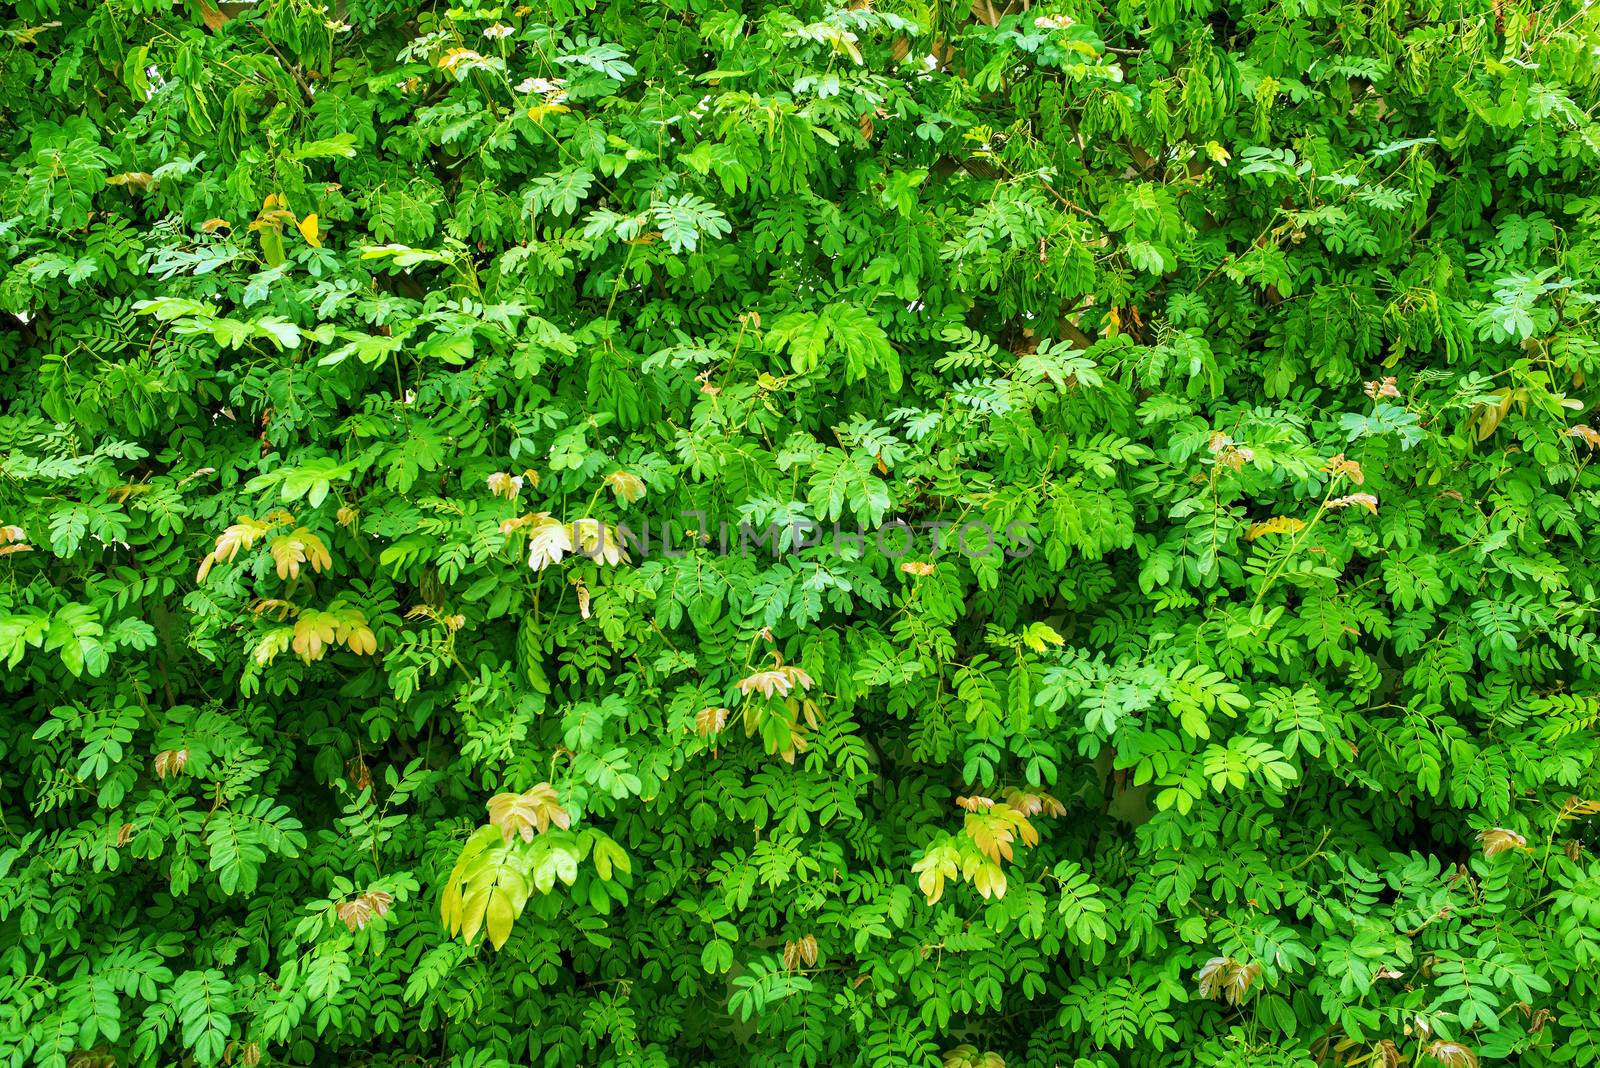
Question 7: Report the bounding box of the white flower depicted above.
[516,76,565,95]
[484,23,513,39]
[486,472,525,500]
[526,515,573,572]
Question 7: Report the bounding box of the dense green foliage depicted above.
[4,0,1600,1065]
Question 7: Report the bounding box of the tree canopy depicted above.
[3,0,1600,1065]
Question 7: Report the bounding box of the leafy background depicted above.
[3,0,1600,1066]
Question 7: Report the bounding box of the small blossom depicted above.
[1364,376,1401,399]
[483,23,513,39]
[901,561,936,577]
[1033,13,1076,28]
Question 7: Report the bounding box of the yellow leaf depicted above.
[1246,516,1307,541]
[1558,797,1600,823]
[604,470,647,503]
[487,783,570,842]
[1473,387,1517,441]
[591,834,630,881]
[269,528,333,580]
[911,842,958,905]
[198,514,277,582]
[298,212,321,247]
[105,171,155,190]
[291,611,338,662]
[963,804,1035,864]
[343,625,377,656]
[252,628,294,666]
[968,858,1007,899]
[1020,622,1064,652]
[442,827,535,950]
[485,890,517,949]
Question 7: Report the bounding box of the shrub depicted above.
[2,0,1600,1066]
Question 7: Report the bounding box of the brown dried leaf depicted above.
[1423,1040,1479,1068]
[337,898,374,931]
[154,748,189,780]
[1002,788,1065,818]
[1558,797,1600,823]
[1196,956,1261,1005]
[1568,425,1600,448]
[694,707,729,738]
[1476,826,1528,857]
